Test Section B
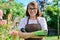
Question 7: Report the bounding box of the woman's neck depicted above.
[29,16,37,20]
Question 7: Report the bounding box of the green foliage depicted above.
[0,0,25,40]
[0,0,25,20]
[44,1,60,29]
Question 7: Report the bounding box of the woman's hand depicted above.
[22,32,33,39]
[9,30,33,39]
[18,31,34,39]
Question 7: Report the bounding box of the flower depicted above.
[0,20,7,28]
[1,34,5,39]
[0,20,6,25]
[9,30,18,36]
[0,10,3,16]
[0,20,7,35]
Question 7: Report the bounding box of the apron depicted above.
[25,17,43,40]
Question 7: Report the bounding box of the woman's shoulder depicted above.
[37,17,46,20]
[38,17,47,23]
[20,17,28,21]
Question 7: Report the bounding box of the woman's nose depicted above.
[31,9,34,11]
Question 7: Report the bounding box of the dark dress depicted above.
[25,17,43,40]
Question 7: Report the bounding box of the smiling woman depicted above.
[9,2,48,40]
[26,2,41,17]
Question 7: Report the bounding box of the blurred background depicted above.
[0,0,60,40]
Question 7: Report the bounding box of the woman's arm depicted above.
[17,17,47,39]
[18,30,33,39]
[18,30,46,39]
[9,30,46,39]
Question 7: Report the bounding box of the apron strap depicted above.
[27,17,29,25]
[36,18,42,30]
[27,17,41,28]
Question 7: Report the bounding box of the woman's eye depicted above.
[28,8,37,10]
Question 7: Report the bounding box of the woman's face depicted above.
[28,5,37,17]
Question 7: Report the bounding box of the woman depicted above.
[10,2,48,40]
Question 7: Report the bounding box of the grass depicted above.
[45,36,60,40]
[0,35,60,40]
[20,36,60,40]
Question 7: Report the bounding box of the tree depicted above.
[44,0,60,36]
[0,0,25,20]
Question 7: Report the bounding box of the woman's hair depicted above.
[26,2,42,17]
